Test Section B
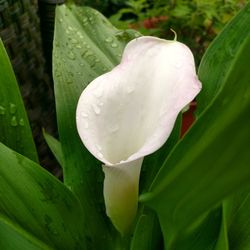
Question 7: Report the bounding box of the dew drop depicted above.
[10,116,18,127]
[0,105,6,115]
[67,51,76,60]
[9,103,17,114]
[19,118,25,126]
[93,104,101,115]
[174,61,182,68]
[109,124,119,133]
[126,85,134,94]
[82,17,88,22]
[105,37,113,43]
[81,112,88,118]
[71,38,78,44]
[94,88,103,98]
[84,121,89,129]
[97,152,104,158]
[111,43,118,48]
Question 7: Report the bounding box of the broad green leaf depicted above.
[0,218,51,250]
[0,39,38,162]
[53,4,141,248]
[140,29,250,247]
[196,3,250,115]
[224,188,250,250]
[0,142,86,249]
[166,208,222,250]
[131,208,163,250]
[43,130,64,168]
[214,210,229,250]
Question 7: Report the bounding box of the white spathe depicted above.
[76,36,202,234]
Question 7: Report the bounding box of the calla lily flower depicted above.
[76,36,201,234]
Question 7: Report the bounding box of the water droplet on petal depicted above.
[97,152,104,158]
[94,88,103,98]
[93,105,101,115]
[126,85,134,94]
[81,112,88,118]
[174,61,182,68]
[84,121,89,129]
[109,124,119,133]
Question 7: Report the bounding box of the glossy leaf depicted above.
[53,4,141,248]
[197,3,250,115]
[0,142,86,249]
[140,25,250,248]
[0,218,51,250]
[0,39,38,162]
[224,188,250,250]
[43,130,64,168]
[131,208,163,250]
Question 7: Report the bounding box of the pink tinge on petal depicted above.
[76,36,202,166]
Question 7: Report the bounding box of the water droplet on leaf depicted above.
[0,106,5,115]
[10,116,18,127]
[105,37,113,43]
[67,51,76,60]
[111,43,118,48]
[9,103,17,114]
[19,118,25,126]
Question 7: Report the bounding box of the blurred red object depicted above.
[129,16,168,30]
[181,101,196,137]
[143,16,168,29]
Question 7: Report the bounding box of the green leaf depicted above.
[196,3,250,115]
[0,39,38,162]
[131,208,163,250]
[140,25,250,247]
[214,210,229,250]
[0,218,51,250]
[224,188,250,250]
[166,208,222,250]
[0,142,86,249]
[53,4,141,248]
[43,130,64,168]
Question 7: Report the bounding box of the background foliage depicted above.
[83,0,248,63]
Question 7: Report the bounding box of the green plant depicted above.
[109,0,248,63]
[0,2,250,249]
